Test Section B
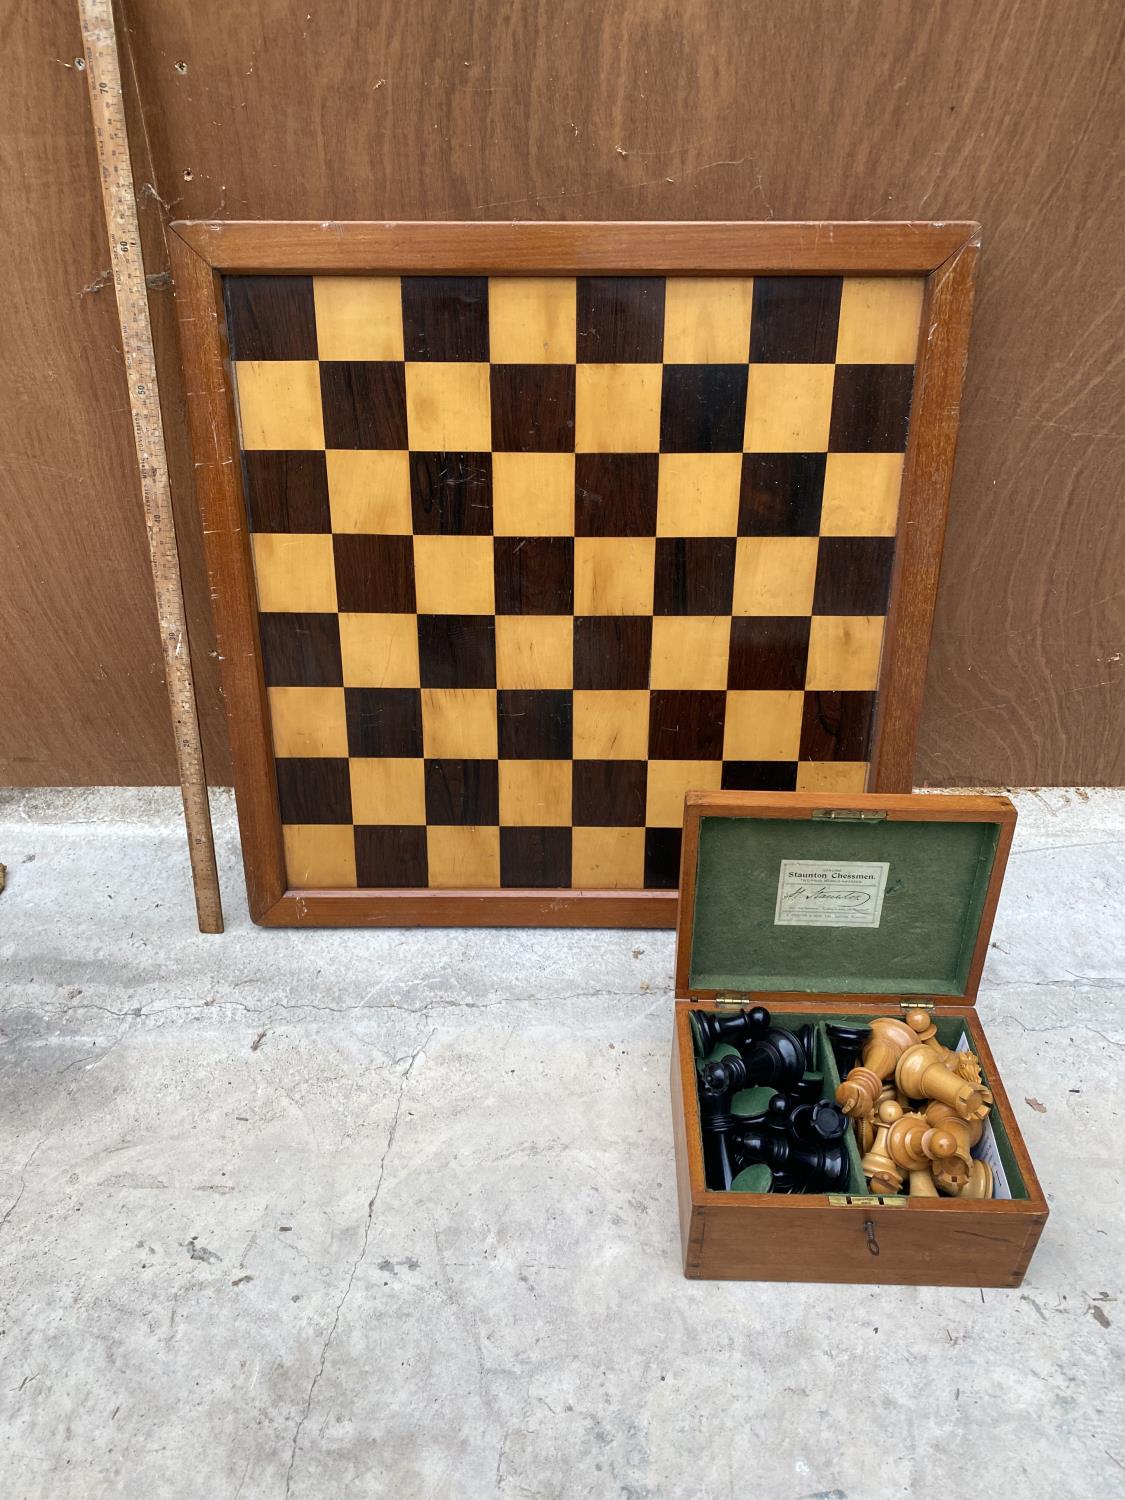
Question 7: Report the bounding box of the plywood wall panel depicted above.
[1,0,1121,785]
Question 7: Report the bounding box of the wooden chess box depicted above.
[670,791,1048,1286]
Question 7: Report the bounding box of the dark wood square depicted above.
[401,277,489,361]
[494,537,574,614]
[648,690,726,760]
[738,453,825,536]
[750,277,842,363]
[320,362,408,449]
[344,688,423,757]
[225,275,317,361]
[354,825,429,887]
[260,613,342,687]
[813,536,896,615]
[574,454,659,536]
[576,277,665,362]
[573,616,652,690]
[275,757,351,824]
[799,691,877,761]
[490,365,575,452]
[496,689,572,759]
[409,452,492,535]
[500,827,572,888]
[417,615,496,689]
[653,538,736,615]
[424,758,499,824]
[333,534,416,612]
[721,760,799,791]
[659,366,748,453]
[572,760,647,826]
[243,451,331,533]
[643,827,682,889]
[830,365,915,452]
[727,616,811,691]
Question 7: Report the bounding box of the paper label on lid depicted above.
[774,859,889,928]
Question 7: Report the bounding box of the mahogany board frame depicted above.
[167,220,980,928]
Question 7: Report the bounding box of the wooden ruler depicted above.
[78,0,223,933]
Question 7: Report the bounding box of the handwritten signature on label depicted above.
[774,860,890,928]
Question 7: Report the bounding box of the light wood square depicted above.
[656,455,742,536]
[492,453,575,535]
[495,616,573,689]
[313,276,404,361]
[413,535,495,615]
[650,616,731,690]
[806,616,885,691]
[723,690,804,760]
[820,454,904,537]
[571,827,645,889]
[646,759,723,827]
[744,365,834,453]
[836,277,925,364]
[575,365,662,452]
[350,757,426,825]
[405,362,491,450]
[572,690,650,759]
[797,761,869,793]
[499,760,572,826]
[732,537,818,615]
[663,278,754,363]
[268,686,348,758]
[339,613,420,688]
[489,277,577,363]
[421,688,498,758]
[574,538,655,615]
[327,451,412,534]
[252,534,337,613]
[235,361,324,450]
[427,825,500,889]
[282,824,357,889]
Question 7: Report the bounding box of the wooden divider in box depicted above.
[669,791,1048,1286]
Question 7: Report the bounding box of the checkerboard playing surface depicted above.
[224,271,923,892]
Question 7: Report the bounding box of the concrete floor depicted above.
[0,786,1122,1499]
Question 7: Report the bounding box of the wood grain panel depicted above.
[1,0,1122,787]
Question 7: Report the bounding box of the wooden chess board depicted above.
[169,222,979,926]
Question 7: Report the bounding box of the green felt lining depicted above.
[695,1013,1027,1199]
[689,816,1001,996]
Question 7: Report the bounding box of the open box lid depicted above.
[675,791,1016,1006]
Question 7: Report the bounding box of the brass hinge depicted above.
[715,992,749,1009]
[901,998,935,1012]
[812,808,888,822]
[827,1193,908,1207]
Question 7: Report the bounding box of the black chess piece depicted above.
[697,1027,806,1098]
[697,1085,739,1190]
[826,1024,870,1077]
[795,1023,817,1070]
[690,1005,772,1058]
[788,1099,848,1146]
[791,1072,824,1104]
[729,1125,850,1193]
[741,1093,846,1143]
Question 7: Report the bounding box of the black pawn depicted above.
[698,1087,738,1191]
[697,1027,806,1098]
[690,1005,772,1058]
[827,1024,870,1077]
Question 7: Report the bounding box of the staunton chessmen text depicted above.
[669,788,1048,1286]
